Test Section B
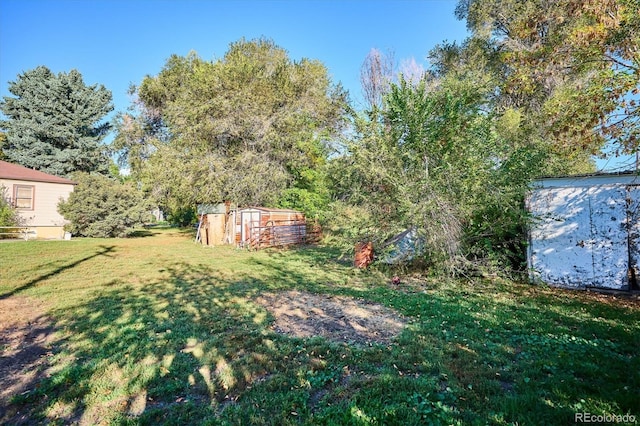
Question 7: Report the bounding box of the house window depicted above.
[14,185,35,210]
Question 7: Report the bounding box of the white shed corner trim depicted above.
[526,173,639,291]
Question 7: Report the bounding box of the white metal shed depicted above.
[526,173,639,290]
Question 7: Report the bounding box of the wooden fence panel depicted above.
[248,220,322,250]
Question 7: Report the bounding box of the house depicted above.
[526,172,639,291]
[0,160,76,239]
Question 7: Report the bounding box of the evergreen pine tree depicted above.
[0,66,113,177]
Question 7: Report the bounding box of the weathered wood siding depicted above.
[235,207,306,248]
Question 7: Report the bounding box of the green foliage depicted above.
[58,173,152,237]
[0,132,8,161]
[115,38,347,214]
[0,66,114,177]
[454,0,640,159]
[330,72,534,274]
[0,185,22,228]
[166,206,197,227]
[322,202,377,254]
[278,168,332,221]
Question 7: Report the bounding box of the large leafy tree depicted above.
[0,66,113,177]
[329,42,552,273]
[115,38,348,216]
[330,70,530,272]
[454,0,639,162]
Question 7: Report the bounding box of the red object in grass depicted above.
[354,241,374,268]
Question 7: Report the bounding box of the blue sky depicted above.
[0,0,468,114]
[0,0,635,171]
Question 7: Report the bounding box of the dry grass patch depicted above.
[255,290,407,345]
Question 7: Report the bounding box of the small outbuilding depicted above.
[197,204,310,249]
[235,207,306,249]
[526,172,639,291]
[0,160,76,239]
[196,203,235,246]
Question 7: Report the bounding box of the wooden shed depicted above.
[235,207,306,249]
[526,172,639,291]
[196,203,234,246]
[197,204,313,249]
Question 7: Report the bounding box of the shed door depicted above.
[241,211,261,244]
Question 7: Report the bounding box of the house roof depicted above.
[0,160,76,185]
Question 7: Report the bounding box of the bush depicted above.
[0,185,24,238]
[0,185,24,239]
[1,184,23,220]
[166,206,197,228]
[58,173,153,238]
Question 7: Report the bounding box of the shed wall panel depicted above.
[528,177,638,291]
[589,186,629,288]
[528,186,595,288]
[629,186,640,284]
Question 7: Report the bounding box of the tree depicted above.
[58,173,152,238]
[455,0,640,159]
[0,132,7,160]
[360,48,395,111]
[331,70,521,271]
[0,66,114,177]
[114,38,348,217]
[329,40,553,273]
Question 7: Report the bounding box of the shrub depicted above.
[58,173,153,238]
[166,206,197,228]
[0,185,24,238]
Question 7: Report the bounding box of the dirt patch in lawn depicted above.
[255,290,407,345]
[0,296,57,424]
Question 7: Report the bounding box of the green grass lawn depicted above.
[1,229,638,425]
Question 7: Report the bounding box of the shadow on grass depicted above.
[263,244,352,268]
[127,230,160,238]
[0,245,116,300]
[4,262,295,424]
[3,247,639,425]
[2,259,439,424]
[0,314,62,424]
